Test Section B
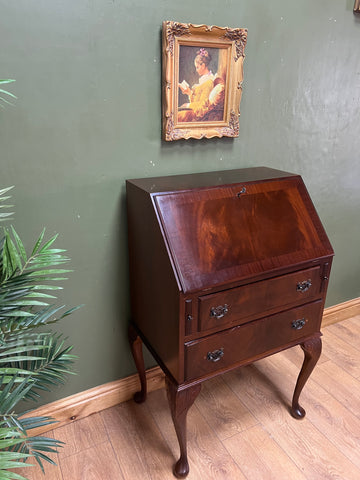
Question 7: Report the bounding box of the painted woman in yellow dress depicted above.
[178,49,215,122]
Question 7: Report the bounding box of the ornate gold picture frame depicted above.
[162,21,248,141]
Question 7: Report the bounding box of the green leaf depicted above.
[59,305,83,317]
[37,234,59,254]
[0,81,16,112]
[0,88,17,98]
[0,96,16,107]
[0,311,35,317]
[32,285,63,291]
[0,455,32,480]
[0,355,46,363]
[30,229,45,257]
[8,233,23,269]
[0,212,13,219]
[0,344,47,357]
[3,300,50,307]
[0,197,13,205]
[3,232,22,274]
[0,376,35,413]
[10,227,27,264]
[0,471,28,480]
[0,186,14,197]
[25,292,56,299]
[0,438,30,449]
[2,242,9,279]
[28,269,70,276]
[17,416,57,431]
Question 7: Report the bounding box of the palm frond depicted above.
[0,451,32,480]
[0,225,77,338]
[0,332,76,401]
[0,304,81,334]
[0,376,35,414]
[0,186,80,478]
[0,187,14,223]
[0,379,63,474]
[1,226,72,282]
[7,421,64,473]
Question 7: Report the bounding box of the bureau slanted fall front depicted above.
[126,167,334,478]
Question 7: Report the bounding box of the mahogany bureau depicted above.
[126,167,333,478]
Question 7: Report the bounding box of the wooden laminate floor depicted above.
[14,316,360,480]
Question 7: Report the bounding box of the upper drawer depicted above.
[198,266,321,333]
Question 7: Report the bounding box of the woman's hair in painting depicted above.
[196,48,212,66]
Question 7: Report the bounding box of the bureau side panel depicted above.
[126,181,181,382]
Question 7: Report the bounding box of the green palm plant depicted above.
[0,187,80,479]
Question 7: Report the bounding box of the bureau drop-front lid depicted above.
[152,171,333,293]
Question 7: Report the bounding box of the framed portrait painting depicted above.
[162,21,248,141]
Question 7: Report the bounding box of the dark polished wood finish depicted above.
[128,324,147,403]
[126,167,334,477]
[166,378,201,478]
[291,335,322,419]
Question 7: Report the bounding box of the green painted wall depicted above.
[1,0,359,404]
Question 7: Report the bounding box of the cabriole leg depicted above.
[166,377,201,478]
[291,336,322,419]
[128,324,147,403]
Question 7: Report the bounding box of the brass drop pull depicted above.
[210,304,229,319]
[296,279,312,292]
[291,318,306,330]
[207,348,224,362]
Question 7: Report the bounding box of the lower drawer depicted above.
[185,300,322,381]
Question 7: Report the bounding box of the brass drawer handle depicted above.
[296,279,312,292]
[207,348,224,362]
[210,304,229,319]
[291,318,306,330]
[236,187,246,197]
